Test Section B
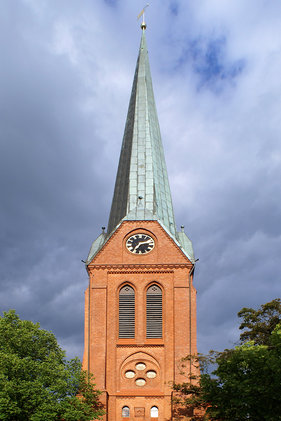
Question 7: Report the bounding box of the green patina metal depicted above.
[107,29,176,237]
[86,28,194,264]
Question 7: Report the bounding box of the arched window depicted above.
[119,285,135,338]
[146,285,162,338]
[151,406,159,417]
[122,406,130,417]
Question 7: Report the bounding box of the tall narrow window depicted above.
[119,285,135,338]
[122,406,130,417]
[151,406,159,417]
[146,285,162,338]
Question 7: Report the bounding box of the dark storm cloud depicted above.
[0,1,109,356]
[1,0,281,360]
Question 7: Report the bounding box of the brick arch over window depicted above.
[120,351,160,372]
[119,285,135,338]
[146,284,162,338]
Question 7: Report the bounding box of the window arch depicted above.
[151,406,159,417]
[119,285,135,338]
[146,284,162,338]
[122,406,130,417]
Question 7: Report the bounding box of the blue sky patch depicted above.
[169,1,179,16]
[178,36,245,93]
[104,0,118,7]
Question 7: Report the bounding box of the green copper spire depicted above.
[107,28,177,237]
[86,27,195,264]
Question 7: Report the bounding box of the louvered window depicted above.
[146,285,162,338]
[119,285,135,338]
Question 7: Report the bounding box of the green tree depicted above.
[202,326,281,420]
[238,298,281,345]
[173,299,281,421]
[0,310,104,421]
[172,353,215,420]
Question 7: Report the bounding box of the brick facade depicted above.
[82,220,197,420]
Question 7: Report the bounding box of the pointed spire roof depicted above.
[86,27,195,265]
[107,28,177,237]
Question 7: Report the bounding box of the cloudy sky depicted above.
[1,0,281,360]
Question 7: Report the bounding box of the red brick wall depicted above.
[82,221,198,421]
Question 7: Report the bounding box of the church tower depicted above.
[83,23,197,421]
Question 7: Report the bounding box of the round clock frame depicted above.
[126,233,155,255]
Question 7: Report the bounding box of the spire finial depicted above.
[137,4,149,30]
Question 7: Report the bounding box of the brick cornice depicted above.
[115,394,165,398]
[88,263,190,272]
[116,344,164,348]
[108,270,173,274]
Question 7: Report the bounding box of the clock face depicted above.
[126,234,154,254]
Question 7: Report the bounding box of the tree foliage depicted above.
[238,298,281,345]
[203,326,281,420]
[0,310,104,421]
[173,299,281,421]
[173,353,215,420]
